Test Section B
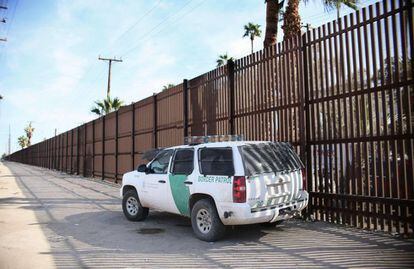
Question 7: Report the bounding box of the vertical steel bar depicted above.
[115,110,119,183]
[131,103,136,171]
[102,117,105,181]
[153,94,158,148]
[183,79,189,138]
[228,60,235,135]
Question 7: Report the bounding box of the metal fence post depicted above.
[183,79,189,138]
[115,110,119,183]
[84,124,87,176]
[153,94,158,149]
[92,120,95,177]
[77,127,80,175]
[66,132,68,173]
[227,59,235,135]
[102,116,105,181]
[302,25,313,217]
[71,129,74,174]
[131,103,135,171]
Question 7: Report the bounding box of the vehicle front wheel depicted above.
[191,199,226,242]
[122,190,148,221]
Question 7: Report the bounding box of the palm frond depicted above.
[91,107,102,116]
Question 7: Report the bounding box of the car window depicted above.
[199,148,234,176]
[172,149,194,175]
[149,149,173,174]
[239,142,303,176]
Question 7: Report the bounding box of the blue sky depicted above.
[0,0,376,154]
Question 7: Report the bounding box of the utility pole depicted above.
[1,4,6,42]
[98,56,122,98]
[55,128,57,136]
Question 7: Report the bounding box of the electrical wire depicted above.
[106,0,162,55]
[0,0,18,64]
[119,0,196,57]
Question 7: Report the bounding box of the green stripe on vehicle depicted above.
[169,174,191,216]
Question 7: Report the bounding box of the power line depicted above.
[106,0,162,55]
[120,0,196,57]
[69,1,163,95]
[112,0,207,84]
[0,0,18,63]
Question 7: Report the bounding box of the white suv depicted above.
[121,137,308,241]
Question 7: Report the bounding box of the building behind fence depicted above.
[6,0,414,236]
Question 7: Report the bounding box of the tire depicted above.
[191,198,226,242]
[122,190,149,221]
[260,220,284,227]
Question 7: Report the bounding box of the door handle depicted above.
[158,180,166,183]
[184,181,193,185]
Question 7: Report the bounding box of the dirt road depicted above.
[1,161,413,268]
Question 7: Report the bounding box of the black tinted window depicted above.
[149,149,173,174]
[239,142,303,176]
[199,148,234,176]
[172,149,194,175]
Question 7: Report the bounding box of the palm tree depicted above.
[91,95,123,116]
[264,0,285,47]
[24,122,35,146]
[18,135,28,149]
[323,0,358,20]
[282,0,358,41]
[282,0,301,40]
[243,23,262,54]
[216,53,234,67]
[162,84,176,91]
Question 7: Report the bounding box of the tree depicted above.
[264,0,285,47]
[91,95,123,116]
[18,135,28,149]
[282,0,301,40]
[216,53,234,67]
[323,0,358,20]
[282,0,358,41]
[243,22,262,53]
[24,122,35,146]
[1,153,6,160]
[162,84,176,91]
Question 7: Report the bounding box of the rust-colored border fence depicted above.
[6,0,413,235]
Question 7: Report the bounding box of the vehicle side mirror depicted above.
[137,164,148,173]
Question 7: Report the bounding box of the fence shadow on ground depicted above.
[4,162,414,268]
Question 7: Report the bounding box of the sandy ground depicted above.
[0,161,413,269]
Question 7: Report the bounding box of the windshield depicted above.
[239,142,303,176]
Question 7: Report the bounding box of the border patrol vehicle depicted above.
[121,135,308,241]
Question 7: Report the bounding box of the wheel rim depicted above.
[126,196,139,216]
[196,208,212,234]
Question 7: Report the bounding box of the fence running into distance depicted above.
[6,0,414,235]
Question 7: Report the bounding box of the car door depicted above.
[142,149,176,212]
[169,148,195,216]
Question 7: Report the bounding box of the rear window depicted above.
[172,149,194,175]
[239,142,303,176]
[199,148,234,176]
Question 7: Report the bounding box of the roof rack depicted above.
[184,135,244,145]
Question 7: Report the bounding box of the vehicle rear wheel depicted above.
[260,220,284,227]
[122,190,148,221]
[191,199,226,242]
